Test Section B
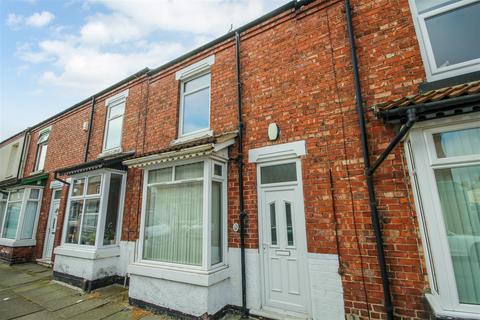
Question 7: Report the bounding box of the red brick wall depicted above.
[16,0,434,318]
[0,245,35,264]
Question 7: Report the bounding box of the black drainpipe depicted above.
[235,31,248,318]
[345,0,394,319]
[84,96,96,162]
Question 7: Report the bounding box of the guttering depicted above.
[147,0,315,77]
[84,97,96,162]
[54,172,70,186]
[345,1,394,319]
[235,31,248,318]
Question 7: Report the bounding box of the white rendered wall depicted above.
[307,253,345,320]
[54,253,119,280]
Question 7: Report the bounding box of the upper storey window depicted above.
[35,128,50,172]
[410,0,480,81]
[175,55,215,138]
[103,90,128,152]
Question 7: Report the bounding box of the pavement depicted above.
[0,263,176,320]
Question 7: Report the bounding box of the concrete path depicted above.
[0,263,172,320]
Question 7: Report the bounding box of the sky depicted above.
[0,0,286,141]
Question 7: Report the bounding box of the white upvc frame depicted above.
[102,90,128,154]
[409,0,480,82]
[406,113,480,318]
[136,156,228,274]
[0,186,43,247]
[34,126,51,173]
[42,187,62,259]
[60,169,126,251]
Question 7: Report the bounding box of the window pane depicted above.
[433,127,480,158]
[214,164,223,177]
[80,199,100,245]
[103,174,122,245]
[87,175,102,195]
[270,202,277,245]
[285,202,294,246]
[148,167,172,184]
[182,88,209,135]
[143,181,203,265]
[9,189,23,202]
[261,163,297,184]
[425,2,480,68]
[38,130,50,144]
[65,200,83,244]
[184,73,210,93]
[72,179,85,196]
[175,162,204,180]
[105,116,123,150]
[109,101,125,118]
[415,0,460,13]
[435,165,480,304]
[53,189,62,200]
[0,201,6,236]
[29,189,40,200]
[3,202,21,239]
[211,181,222,265]
[0,193,7,200]
[36,144,48,171]
[21,201,38,239]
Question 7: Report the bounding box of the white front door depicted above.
[259,161,310,316]
[43,189,61,260]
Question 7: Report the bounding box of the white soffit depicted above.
[248,140,307,163]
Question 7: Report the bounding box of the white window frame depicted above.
[34,127,51,173]
[102,90,128,154]
[176,55,215,140]
[135,156,228,274]
[406,113,480,318]
[409,0,480,82]
[0,187,43,247]
[60,169,126,251]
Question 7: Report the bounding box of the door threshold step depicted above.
[36,259,53,268]
[250,308,309,320]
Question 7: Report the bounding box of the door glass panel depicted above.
[433,127,480,158]
[261,163,297,184]
[53,189,62,200]
[425,2,480,68]
[435,165,480,304]
[285,202,294,246]
[270,202,277,246]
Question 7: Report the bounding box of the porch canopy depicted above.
[55,151,135,176]
[123,132,237,168]
[373,80,480,124]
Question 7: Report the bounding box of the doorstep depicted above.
[36,258,53,268]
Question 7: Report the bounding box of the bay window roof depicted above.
[373,80,480,124]
[55,151,134,176]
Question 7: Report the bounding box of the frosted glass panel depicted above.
[435,165,480,304]
[285,202,294,246]
[270,202,277,246]
[433,127,480,158]
[21,201,38,239]
[143,181,203,265]
[261,163,297,184]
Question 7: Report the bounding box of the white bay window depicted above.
[139,159,227,271]
[407,115,480,317]
[62,171,125,249]
[0,187,42,246]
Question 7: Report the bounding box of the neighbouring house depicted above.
[0,0,479,319]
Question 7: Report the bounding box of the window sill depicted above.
[128,261,229,287]
[0,238,36,247]
[171,130,213,146]
[54,245,120,260]
[426,293,480,319]
[30,170,44,176]
[97,147,123,159]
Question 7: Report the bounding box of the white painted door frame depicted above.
[256,157,312,318]
[43,188,61,260]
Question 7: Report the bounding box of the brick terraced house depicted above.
[0,0,479,319]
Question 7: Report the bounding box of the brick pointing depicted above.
[13,0,433,318]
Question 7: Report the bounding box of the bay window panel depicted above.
[211,181,222,265]
[80,199,100,246]
[103,174,122,245]
[433,127,480,158]
[0,201,6,235]
[72,179,85,196]
[87,175,101,195]
[175,162,204,180]
[148,167,172,184]
[3,202,21,239]
[435,165,480,304]
[66,200,83,244]
[414,0,460,12]
[143,181,203,265]
[20,201,38,239]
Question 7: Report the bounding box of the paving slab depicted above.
[14,309,63,320]
[70,301,127,320]
[53,298,110,318]
[0,296,43,320]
